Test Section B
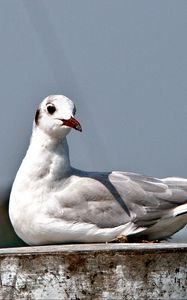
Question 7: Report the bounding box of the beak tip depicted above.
[62,116,82,132]
[77,126,82,132]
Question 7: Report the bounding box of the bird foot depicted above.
[128,237,161,243]
[136,239,158,243]
[111,235,129,243]
[111,236,163,243]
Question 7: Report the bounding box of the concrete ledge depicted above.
[0,243,187,299]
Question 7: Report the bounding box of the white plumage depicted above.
[9,95,187,245]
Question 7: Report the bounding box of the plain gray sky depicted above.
[0,1,186,240]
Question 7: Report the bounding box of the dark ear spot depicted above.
[35,109,40,126]
[73,105,77,116]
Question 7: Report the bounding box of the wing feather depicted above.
[55,170,187,231]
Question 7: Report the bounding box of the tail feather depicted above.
[162,177,187,191]
[173,203,187,217]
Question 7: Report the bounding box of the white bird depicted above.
[9,95,187,245]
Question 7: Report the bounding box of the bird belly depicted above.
[10,215,144,245]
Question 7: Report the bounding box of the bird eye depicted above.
[47,104,56,114]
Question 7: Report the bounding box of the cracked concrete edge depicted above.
[0,243,187,256]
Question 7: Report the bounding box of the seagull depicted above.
[9,95,187,245]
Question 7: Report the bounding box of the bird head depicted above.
[34,95,82,139]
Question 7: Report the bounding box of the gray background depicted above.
[0,1,186,241]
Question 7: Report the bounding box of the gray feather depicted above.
[59,169,187,239]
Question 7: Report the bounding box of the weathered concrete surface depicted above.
[0,243,187,299]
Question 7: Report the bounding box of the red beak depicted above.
[62,116,82,132]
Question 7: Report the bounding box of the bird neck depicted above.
[22,127,71,180]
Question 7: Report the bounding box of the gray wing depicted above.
[103,171,187,227]
[59,170,187,230]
